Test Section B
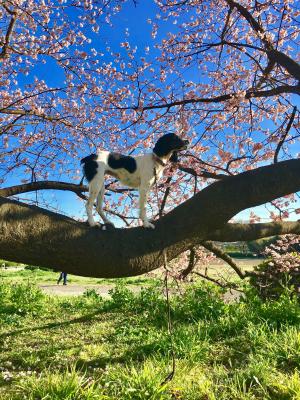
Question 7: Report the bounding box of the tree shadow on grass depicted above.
[76,355,128,370]
[0,309,105,339]
[75,339,173,371]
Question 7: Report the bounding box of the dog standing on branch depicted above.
[81,133,189,229]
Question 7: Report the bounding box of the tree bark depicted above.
[1,159,300,278]
[0,181,88,198]
[209,221,300,242]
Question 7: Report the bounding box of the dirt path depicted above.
[39,284,142,297]
[39,283,242,302]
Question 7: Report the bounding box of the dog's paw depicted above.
[87,220,103,229]
[103,222,115,231]
[87,220,98,227]
[143,221,155,229]
[94,223,104,229]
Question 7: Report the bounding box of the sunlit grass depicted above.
[0,266,160,286]
[0,257,260,288]
[0,281,299,399]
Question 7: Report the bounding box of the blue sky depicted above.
[7,1,300,226]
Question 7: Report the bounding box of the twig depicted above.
[201,241,245,279]
[274,106,297,163]
[159,177,172,217]
[193,271,227,288]
[161,251,176,386]
[179,247,196,280]
[0,4,17,59]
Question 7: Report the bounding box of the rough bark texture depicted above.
[1,159,300,278]
[0,181,88,198]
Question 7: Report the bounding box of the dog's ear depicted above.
[170,151,178,163]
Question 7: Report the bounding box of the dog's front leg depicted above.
[139,186,155,229]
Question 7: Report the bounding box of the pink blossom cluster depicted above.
[0,0,299,224]
[264,234,300,273]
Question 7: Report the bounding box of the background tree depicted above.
[0,0,300,278]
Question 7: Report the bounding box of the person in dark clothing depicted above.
[57,272,68,285]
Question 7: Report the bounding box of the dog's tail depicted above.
[80,154,98,182]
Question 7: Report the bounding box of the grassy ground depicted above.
[1,278,300,399]
[0,267,159,286]
[0,257,261,286]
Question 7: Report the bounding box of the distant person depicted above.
[57,272,68,285]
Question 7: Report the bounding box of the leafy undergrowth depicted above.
[1,281,300,399]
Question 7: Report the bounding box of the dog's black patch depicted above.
[81,154,98,182]
[170,151,178,163]
[153,133,189,158]
[108,152,137,173]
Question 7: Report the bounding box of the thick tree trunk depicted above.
[1,159,300,278]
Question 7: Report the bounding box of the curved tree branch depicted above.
[179,247,196,280]
[1,159,300,278]
[0,180,137,198]
[118,85,300,113]
[201,241,245,279]
[0,4,17,59]
[274,106,297,163]
[0,181,88,198]
[0,165,227,201]
[209,221,300,242]
[0,108,74,127]
[225,0,300,81]
[178,165,228,180]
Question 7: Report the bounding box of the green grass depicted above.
[0,266,159,286]
[1,280,300,399]
[0,257,260,292]
[0,260,23,268]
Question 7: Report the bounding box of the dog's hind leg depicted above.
[96,185,114,227]
[86,166,105,227]
[139,186,155,229]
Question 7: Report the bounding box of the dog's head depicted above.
[153,133,189,162]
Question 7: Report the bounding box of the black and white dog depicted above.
[81,133,189,229]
